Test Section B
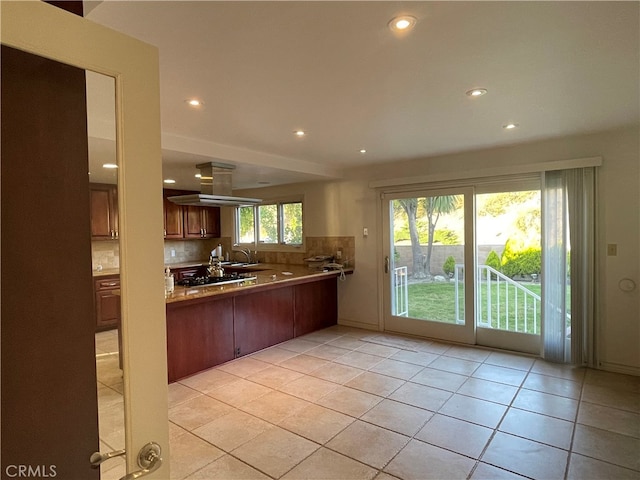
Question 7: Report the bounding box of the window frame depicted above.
[234,196,305,251]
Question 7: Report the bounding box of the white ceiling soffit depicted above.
[86,1,640,190]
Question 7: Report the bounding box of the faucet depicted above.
[233,245,254,263]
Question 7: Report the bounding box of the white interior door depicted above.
[2,3,170,477]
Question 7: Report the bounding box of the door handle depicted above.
[121,442,162,480]
[90,448,125,466]
[384,256,390,274]
[90,442,162,480]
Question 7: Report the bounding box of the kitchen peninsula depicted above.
[165,263,349,382]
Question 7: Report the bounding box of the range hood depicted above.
[167,162,262,207]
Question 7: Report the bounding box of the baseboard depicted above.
[598,361,640,377]
[337,318,381,332]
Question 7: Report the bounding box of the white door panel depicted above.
[2,3,169,477]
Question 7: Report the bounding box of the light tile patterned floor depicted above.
[96,326,640,480]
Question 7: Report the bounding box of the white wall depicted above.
[234,126,640,373]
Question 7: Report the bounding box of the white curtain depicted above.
[542,168,597,364]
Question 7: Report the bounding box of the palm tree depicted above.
[424,195,460,277]
[396,195,460,279]
[395,198,426,278]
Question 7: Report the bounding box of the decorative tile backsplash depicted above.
[260,236,355,268]
[91,241,120,270]
[92,235,355,270]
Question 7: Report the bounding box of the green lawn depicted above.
[397,281,544,334]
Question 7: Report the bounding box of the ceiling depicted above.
[84,1,639,190]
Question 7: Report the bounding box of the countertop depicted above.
[164,263,352,304]
[93,268,120,277]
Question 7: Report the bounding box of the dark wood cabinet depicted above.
[183,205,220,239]
[94,275,121,331]
[90,183,118,240]
[163,189,184,239]
[234,287,294,356]
[294,277,338,336]
[162,189,220,240]
[166,297,235,382]
[165,275,338,382]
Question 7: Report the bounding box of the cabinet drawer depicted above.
[96,277,120,290]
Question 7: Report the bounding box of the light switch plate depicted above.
[607,244,617,256]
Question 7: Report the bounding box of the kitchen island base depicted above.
[166,274,338,383]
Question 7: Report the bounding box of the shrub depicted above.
[485,250,501,271]
[501,247,541,277]
[443,256,456,276]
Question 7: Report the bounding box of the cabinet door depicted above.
[183,205,204,238]
[95,289,120,330]
[294,277,338,337]
[183,205,220,238]
[95,276,121,331]
[90,184,118,239]
[166,298,235,382]
[163,190,184,239]
[201,207,220,238]
[234,287,294,356]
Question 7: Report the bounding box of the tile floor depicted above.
[96,326,640,480]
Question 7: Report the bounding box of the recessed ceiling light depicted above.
[185,99,203,107]
[503,123,519,130]
[102,163,118,169]
[294,130,306,137]
[388,15,417,32]
[359,149,367,154]
[466,88,488,97]
[163,179,176,184]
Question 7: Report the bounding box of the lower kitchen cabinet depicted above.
[166,297,235,382]
[165,276,338,382]
[94,275,120,331]
[293,277,338,336]
[234,288,294,357]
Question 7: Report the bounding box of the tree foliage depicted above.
[282,202,303,244]
[395,195,461,279]
[478,191,537,216]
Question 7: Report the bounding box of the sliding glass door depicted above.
[474,183,542,354]
[383,179,544,354]
[382,187,475,344]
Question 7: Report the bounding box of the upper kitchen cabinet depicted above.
[163,189,184,239]
[183,204,220,239]
[90,183,118,240]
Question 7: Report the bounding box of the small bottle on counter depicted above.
[164,267,174,294]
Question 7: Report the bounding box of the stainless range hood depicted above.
[167,162,262,207]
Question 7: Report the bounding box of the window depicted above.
[235,199,303,247]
